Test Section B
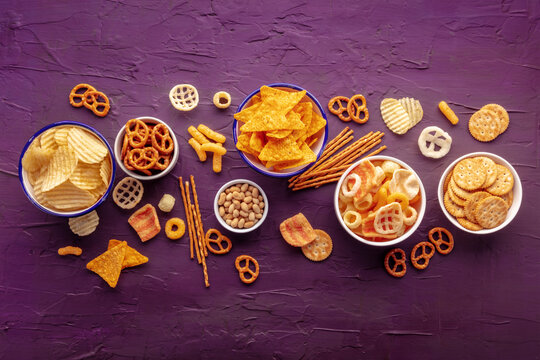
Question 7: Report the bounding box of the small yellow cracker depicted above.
[444,190,465,218]
[486,164,514,196]
[469,109,501,142]
[482,104,509,134]
[463,191,491,223]
[456,217,483,231]
[449,177,474,200]
[301,229,333,262]
[453,158,486,191]
[476,156,497,188]
[474,196,509,229]
[447,185,467,207]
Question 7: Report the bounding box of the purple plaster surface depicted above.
[1,1,539,359]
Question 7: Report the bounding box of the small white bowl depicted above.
[438,152,522,234]
[114,116,179,181]
[19,121,116,218]
[334,156,426,247]
[232,83,329,178]
[214,179,268,234]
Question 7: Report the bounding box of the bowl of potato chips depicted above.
[233,83,329,177]
[334,156,426,247]
[438,152,522,234]
[19,121,116,217]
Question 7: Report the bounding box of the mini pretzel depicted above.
[85,90,110,117]
[328,96,351,122]
[121,134,130,159]
[384,248,407,278]
[128,147,158,170]
[154,153,171,170]
[213,91,231,109]
[411,241,436,270]
[205,228,232,254]
[347,94,369,124]
[151,124,174,154]
[125,119,149,148]
[235,255,259,284]
[428,227,454,255]
[69,83,96,108]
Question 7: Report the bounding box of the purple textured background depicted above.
[1,1,539,359]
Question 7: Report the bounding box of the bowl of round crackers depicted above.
[233,83,329,178]
[19,121,116,217]
[438,152,522,234]
[114,116,179,181]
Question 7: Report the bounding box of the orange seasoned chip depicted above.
[279,213,318,247]
[249,132,266,153]
[128,204,161,242]
[258,135,303,162]
[273,143,316,170]
[108,239,148,269]
[260,86,306,113]
[86,241,127,288]
[266,129,293,139]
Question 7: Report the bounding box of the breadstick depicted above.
[178,177,194,260]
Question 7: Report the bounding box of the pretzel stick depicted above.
[179,177,194,260]
[289,128,353,185]
[292,175,344,191]
[301,164,352,179]
[185,181,201,264]
[289,134,355,187]
[361,145,387,159]
[190,175,207,257]
[193,204,210,287]
[335,133,385,167]
[312,133,377,173]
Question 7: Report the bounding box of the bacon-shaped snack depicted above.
[128,204,161,242]
[279,213,318,247]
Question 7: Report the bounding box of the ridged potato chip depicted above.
[100,158,112,186]
[54,127,69,146]
[21,141,54,173]
[69,210,100,236]
[43,181,95,210]
[67,127,108,164]
[380,98,410,135]
[399,97,423,128]
[70,162,102,190]
[42,145,78,192]
[40,128,59,151]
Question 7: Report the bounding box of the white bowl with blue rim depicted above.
[19,121,116,217]
[232,83,329,178]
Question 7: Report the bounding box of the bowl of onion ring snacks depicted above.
[334,156,426,246]
[114,116,179,181]
[19,121,116,217]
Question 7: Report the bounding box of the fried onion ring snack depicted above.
[213,91,232,109]
[235,255,259,284]
[165,218,185,240]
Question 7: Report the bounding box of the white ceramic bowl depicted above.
[438,152,522,234]
[232,83,329,178]
[334,156,426,247]
[214,179,268,234]
[114,116,179,181]
[19,121,116,217]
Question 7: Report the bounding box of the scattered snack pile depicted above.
[288,127,386,191]
[187,124,227,173]
[22,125,112,211]
[417,126,452,159]
[443,156,514,230]
[69,83,110,117]
[120,119,175,176]
[217,182,265,229]
[328,94,369,124]
[235,86,327,171]
[280,213,333,262]
[337,158,422,242]
[468,104,509,142]
[169,84,199,111]
[380,97,423,135]
[384,227,454,278]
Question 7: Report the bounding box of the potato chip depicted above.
[40,128,59,151]
[380,98,410,135]
[86,241,126,288]
[43,181,95,210]
[100,158,112,186]
[69,210,99,236]
[399,97,423,129]
[108,239,148,269]
[70,162,102,190]
[258,136,303,162]
[21,141,54,173]
[32,167,50,207]
[67,127,108,164]
[42,145,78,192]
[54,127,70,146]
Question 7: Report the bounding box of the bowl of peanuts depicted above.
[214,179,268,233]
[114,116,179,181]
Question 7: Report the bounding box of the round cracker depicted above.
[301,229,333,262]
[475,156,497,188]
[452,158,486,191]
[456,217,483,231]
[469,109,500,142]
[501,191,513,208]
[482,104,509,134]
[447,185,467,207]
[444,190,465,218]
[449,177,473,200]
[475,196,509,229]
[443,170,452,193]
[486,164,514,196]
[463,191,491,223]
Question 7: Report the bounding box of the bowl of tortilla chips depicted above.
[233,83,329,177]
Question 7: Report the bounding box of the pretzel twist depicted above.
[205,229,232,254]
[411,241,436,270]
[328,96,351,122]
[235,255,259,284]
[384,248,407,278]
[428,227,454,255]
[151,124,174,154]
[128,147,158,170]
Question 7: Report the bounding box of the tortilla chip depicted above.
[258,135,303,162]
[273,143,317,170]
[86,241,126,288]
[108,239,148,269]
[249,132,266,153]
[307,110,327,138]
